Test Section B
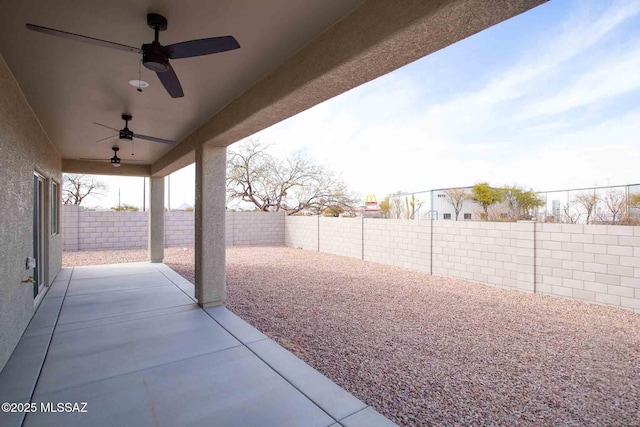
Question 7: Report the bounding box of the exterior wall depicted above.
[536,223,640,311]
[0,54,62,371]
[284,217,640,313]
[62,208,285,249]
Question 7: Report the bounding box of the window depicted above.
[464,213,472,220]
[51,181,59,235]
[443,213,451,220]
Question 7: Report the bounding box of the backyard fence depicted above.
[62,205,284,251]
[285,216,640,313]
[60,206,640,313]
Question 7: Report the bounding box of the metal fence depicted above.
[385,183,640,224]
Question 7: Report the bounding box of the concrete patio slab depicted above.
[205,305,268,344]
[70,263,159,280]
[0,262,393,426]
[44,279,69,299]
[27,346,334,427]
[52,268,72,281]
[247,339,368,421]
[53,304,199,334]
[340,407,397,427]
[27,298,63,329]
[57,285,193,324]
[65,271,174,296]
[0,398,28,427]
[35,309,241,395]
[0,334,50,403]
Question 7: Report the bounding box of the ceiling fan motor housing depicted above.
[118,129,134,140]
[142,42,170,72]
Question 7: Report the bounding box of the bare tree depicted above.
[601,189,626,224]
[63,174,108,205]
[573,192,599,224]
[444,188,468,220]
[562,202,581,224]
[406,194,424,220]
[389,197,404,219]
[226,140,359,215]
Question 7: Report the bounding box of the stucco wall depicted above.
[0,54,62,371]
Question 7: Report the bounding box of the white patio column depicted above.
[148,176,165,263]
[195,143,226,307]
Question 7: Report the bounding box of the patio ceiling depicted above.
[0,0,547,177]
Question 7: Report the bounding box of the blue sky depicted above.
[95,0,640,208]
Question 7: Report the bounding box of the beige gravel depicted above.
[64,246,640,427]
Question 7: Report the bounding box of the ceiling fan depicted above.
[26,13,240,98]
[80,146,146,168]
[93,114,176,145]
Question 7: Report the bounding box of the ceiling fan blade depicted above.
[156,64,184,98]
[26,24,142,54]
[166,36,240,59]
[133,133,176,145]
[95,134,117,143]
[93,122,120,132]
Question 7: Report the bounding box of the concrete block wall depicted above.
[284,217,639,313]
[62,204,80,251]
[166,211,195,247]
[535,223,640,311]
[432,221,535,293]
[75,210,148,250]
[227,212,285,246]
[364,219,431,273]
[319,217,363,259]
[285,216,319,250]
[62,206,285,250]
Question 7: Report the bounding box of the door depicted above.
[32,174,45,297]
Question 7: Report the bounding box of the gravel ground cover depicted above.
[64,247,640,426]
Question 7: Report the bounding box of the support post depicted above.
[195,144,226,307]
[148,176,165,263]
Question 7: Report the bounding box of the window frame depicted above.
[51,180,60,236]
